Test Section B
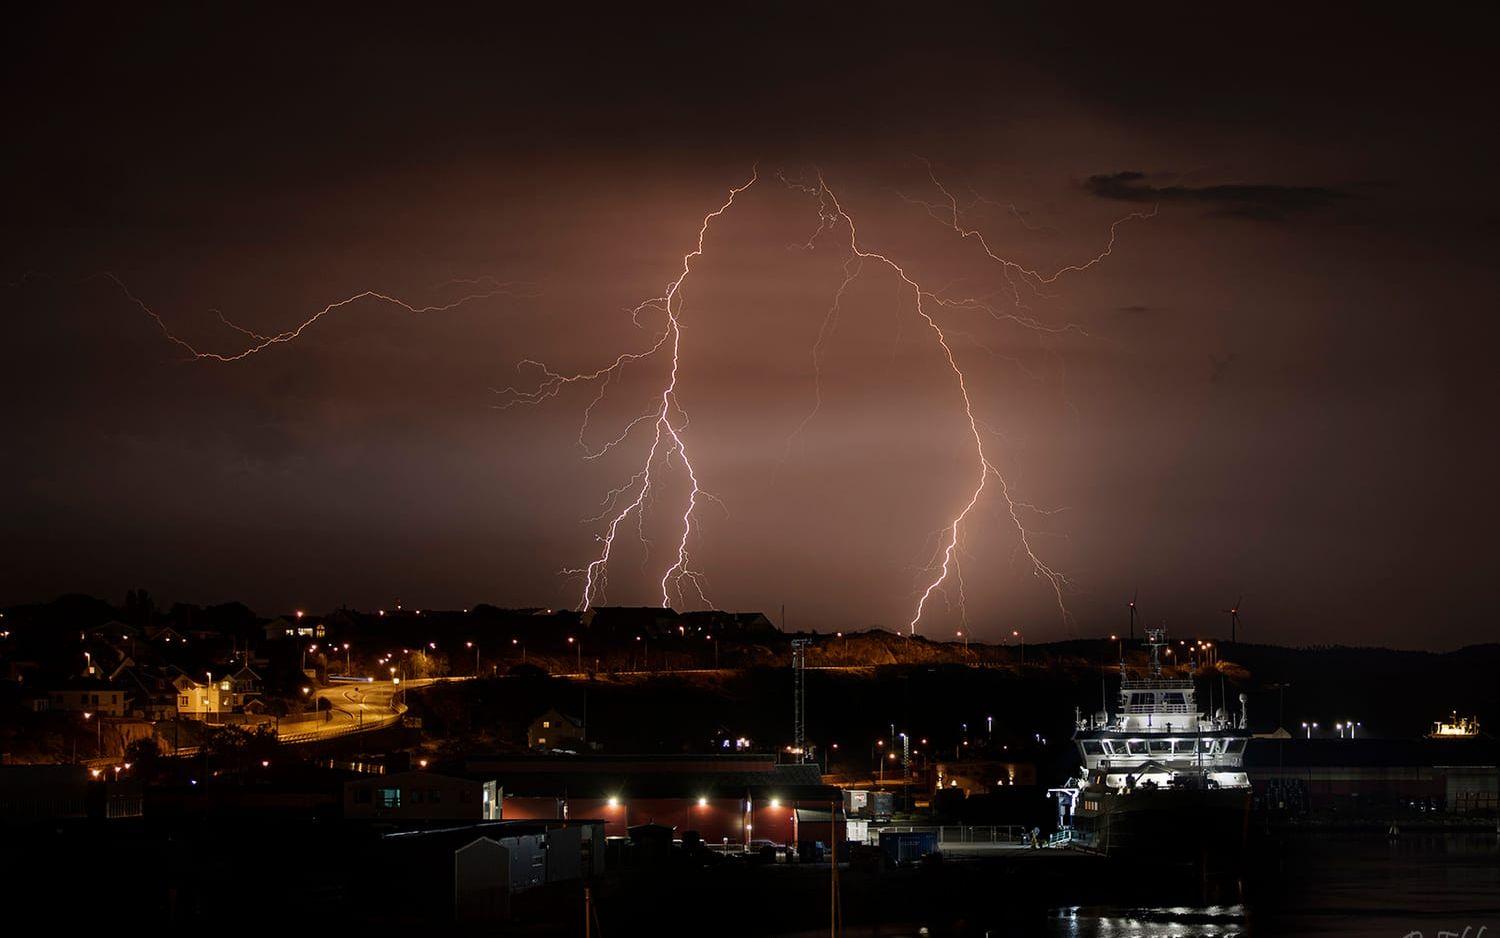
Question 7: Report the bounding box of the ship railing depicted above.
[865,824,1028,846]
[1122,704,1194,714]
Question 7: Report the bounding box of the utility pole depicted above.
[830,799,842,937]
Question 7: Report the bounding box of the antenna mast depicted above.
[1144,627,1167,678]
[791,638,810,762]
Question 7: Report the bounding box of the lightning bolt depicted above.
[99,160,1149,634]
[783,167,1152,633]
[101,272,533,362]
[497,171,759,611]
[504,164,1148,630]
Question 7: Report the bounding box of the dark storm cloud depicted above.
[1084,172,1347,221]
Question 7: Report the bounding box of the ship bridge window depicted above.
[1126,740,1146,755]
[1100,741,1117,755]
[1162,693,1187,707]
[1226,739,1247,754]
[1128,693,1155,708]
[1148,740,1172,753]
[1081,741,1104,755]
[1173,739,1197,754]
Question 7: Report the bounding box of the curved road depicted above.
[275,676,460,741]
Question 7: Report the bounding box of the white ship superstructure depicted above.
[1050,628,1252,857]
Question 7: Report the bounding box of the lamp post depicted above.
[706,633,718,669]
[512,637,526,665]
[343,642,351,675]
[635,635,647,671]
[83,711,101,754]
[568,636,581,672]
[466,641,479,676]
[957,630,968,654]
[1012,630,1025,665]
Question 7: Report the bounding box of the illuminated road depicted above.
[274,677,461,742]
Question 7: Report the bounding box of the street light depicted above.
[1012,630,1025,665]
[466,641,479,675]
[82,711,102,754]
[568,636,581,672]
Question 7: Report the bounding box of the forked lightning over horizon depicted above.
[104,162,1152,635]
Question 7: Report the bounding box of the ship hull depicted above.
[1073,785,1250,864]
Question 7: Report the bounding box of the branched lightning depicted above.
[102,272,534,362]
[496,171,760,611]
[101,159,1149,634]
[500,163,1148,630]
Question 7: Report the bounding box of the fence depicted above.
[865,824,1026,846]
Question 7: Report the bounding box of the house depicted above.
[345,770,501,821]
[578,606,678,637]
[527,709,585,751]
[143,625,188,647]
[47,682,127,716]
[228,664,263,708]
[86,620,140,647]
[114,666,180,720]
[264,615,325,640]
[680,610,778,636]
[355,821,604,923]
[173,674,233,721]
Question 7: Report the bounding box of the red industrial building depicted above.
[463,753,844,848]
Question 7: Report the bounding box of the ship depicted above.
[1049,628,1251,863]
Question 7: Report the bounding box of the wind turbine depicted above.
[1222,597,1243,643]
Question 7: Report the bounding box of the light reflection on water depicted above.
[1050,904,1247,938]
[1045,833,1500,937]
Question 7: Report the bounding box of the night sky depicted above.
[4,6,1496,648]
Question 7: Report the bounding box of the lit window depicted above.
[542,720,551,728]
[378,788,401,809]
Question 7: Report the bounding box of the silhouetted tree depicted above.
[124,588,156,626]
